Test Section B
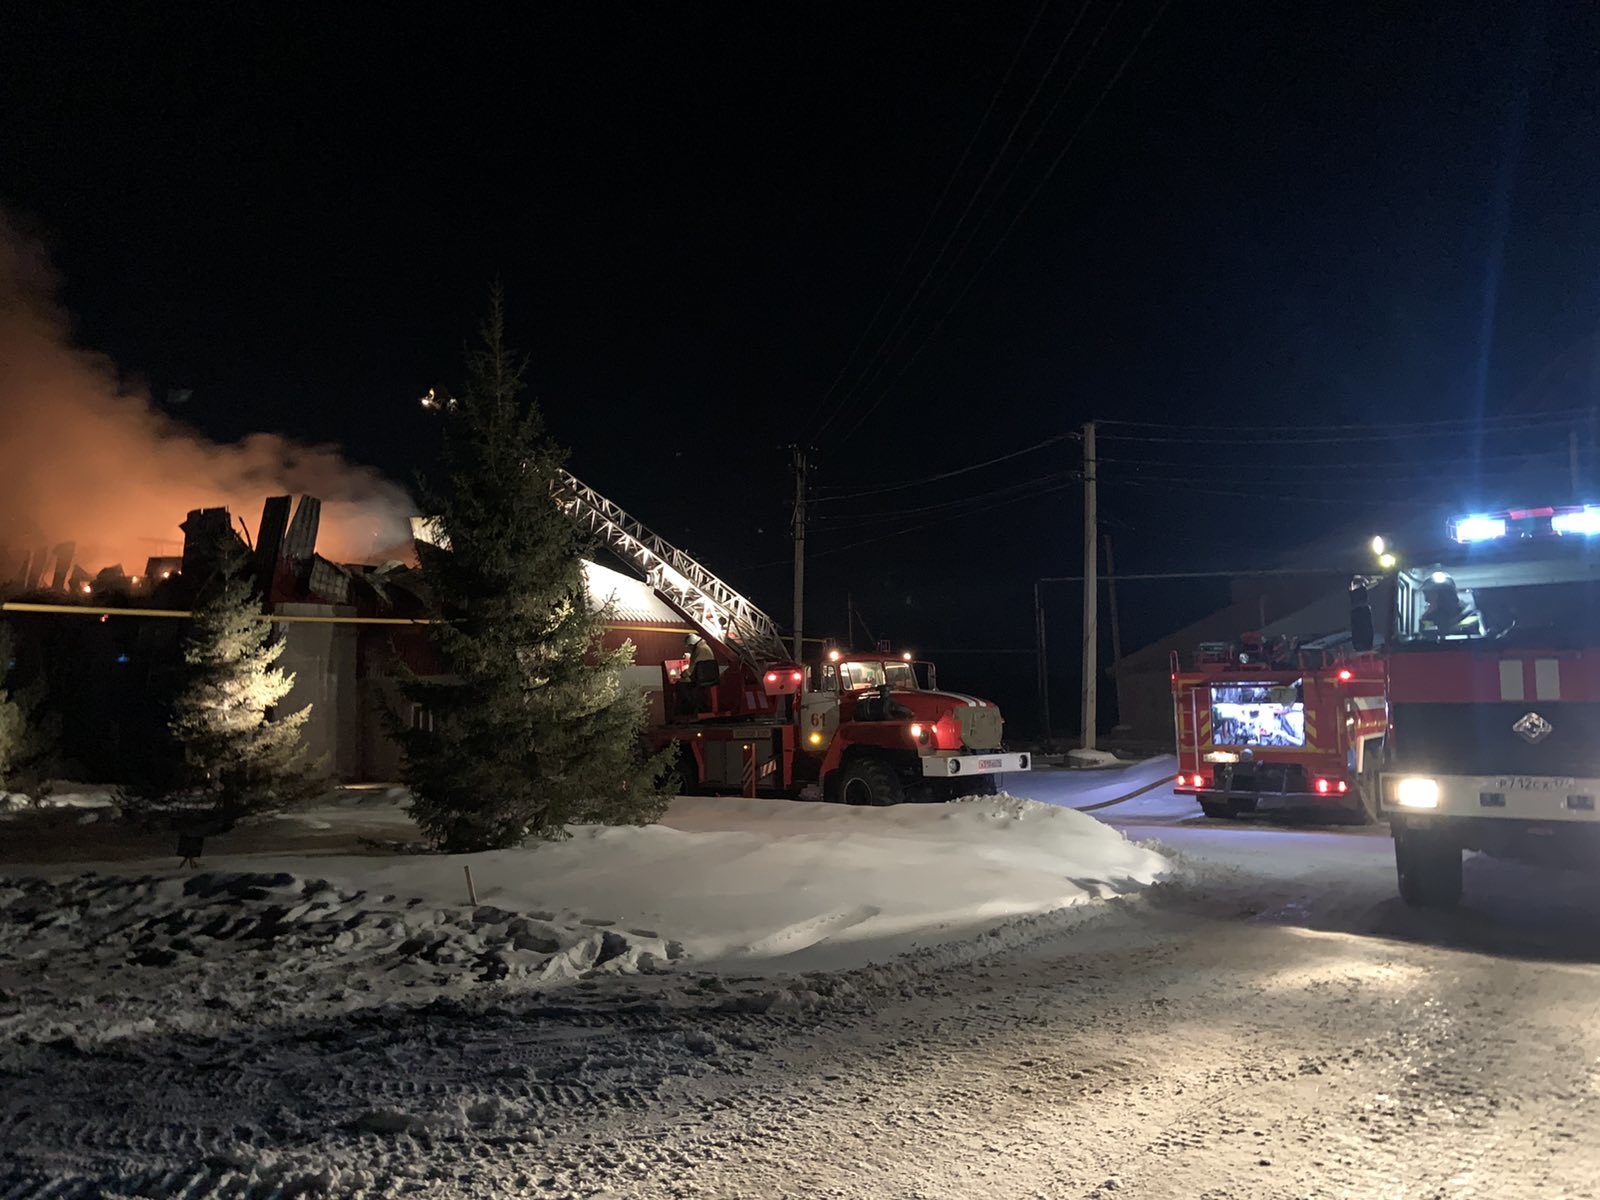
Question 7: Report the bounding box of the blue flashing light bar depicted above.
[1552,506,1600,536]
[1449,514,1507,543]
[1448,505,1600,543]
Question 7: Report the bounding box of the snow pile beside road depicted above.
[226,792,1169,973]
[0,794,1167,1042]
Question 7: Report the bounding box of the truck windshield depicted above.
[1395,567,1600,648]
[837,661,919,690]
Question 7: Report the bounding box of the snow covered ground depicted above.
[0,792,1167,1047]
[9,795,1600,1198]
[1022,754,1197,819]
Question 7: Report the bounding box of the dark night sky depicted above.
[3,2,1598,732]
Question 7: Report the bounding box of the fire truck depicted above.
[1351,504,1600,907]
[1172,631,1386,821]
[554,472,1030,804]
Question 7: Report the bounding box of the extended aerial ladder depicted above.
[411,460,1026,799]
[553,471,794,682]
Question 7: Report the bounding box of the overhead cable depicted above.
[807,0,1056,436]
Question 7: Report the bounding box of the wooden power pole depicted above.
[1080,421,1098,752]
[1104,532,1123,726]
[791,446,808,663]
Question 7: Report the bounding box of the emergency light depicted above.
[1449,514,1507,543]
[1552,506,1600,536]
[1448,505,1600,543]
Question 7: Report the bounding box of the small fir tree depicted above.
[394,292,669,852]
[169,543,324,821]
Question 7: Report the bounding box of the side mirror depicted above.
[1350,582,1375,652]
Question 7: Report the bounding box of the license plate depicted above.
[977,758,1001,770]
[1494,776,1577,792]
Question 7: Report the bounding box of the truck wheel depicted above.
[1200,799,1234,820]
[1395,826,1462,908]
[837,759,903,807]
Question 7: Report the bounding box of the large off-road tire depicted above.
[836,758,904,807]
[1395,825,1462,908]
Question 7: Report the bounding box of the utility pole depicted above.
[1034,580,1051,741]
[791,445,808,663]
[1080,421,1098,752]
[1104,533,1122,725]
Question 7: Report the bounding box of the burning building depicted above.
[1,494,698,783]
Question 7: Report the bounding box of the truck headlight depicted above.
[1395,776,1440,809]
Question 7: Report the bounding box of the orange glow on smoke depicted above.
[0,212,416,576]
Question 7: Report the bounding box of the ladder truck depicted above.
[1172,631,1386,821]
[555,472,1031,803]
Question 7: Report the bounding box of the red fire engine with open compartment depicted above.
[1172,631,1386,820]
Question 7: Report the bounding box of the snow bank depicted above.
[223,792,1168,973]
[0,794,1167,1042]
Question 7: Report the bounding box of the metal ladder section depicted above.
[555,470,793,675]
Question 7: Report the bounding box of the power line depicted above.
[814,433,1072,502]
[1099,405,1597,431]
[749,476,1080,567]
[1100,469,1593,506]
[936,0,1131,310]
[814,469,1080,527]
[1094,409,1593,441]
[1096,446,1569,472]
[1101,479,1434,506]
[832,0,1173,443]
[816,0,1098,439]
[1037,566,1363,583]
[806,0,1056,436]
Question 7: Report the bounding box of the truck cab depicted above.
[806,649,1027,804]
[658,645,1030,804]
[1354,505,1600,906]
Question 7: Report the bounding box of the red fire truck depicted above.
[1172,631,1387,820]
[555,473,1030,804]
[1351,504,1600,907]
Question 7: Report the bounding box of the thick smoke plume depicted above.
[0,213,416,575]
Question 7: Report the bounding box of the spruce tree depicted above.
[169,543,324,821]
[395,292,669,852]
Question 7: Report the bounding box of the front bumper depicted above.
[920,751,1031,778]
[1209,791,1353,812]
[1384,772,1600,823]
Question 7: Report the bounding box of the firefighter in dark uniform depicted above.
[1420,574,1482,635]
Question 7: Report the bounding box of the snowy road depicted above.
[9,780,1600,1198]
